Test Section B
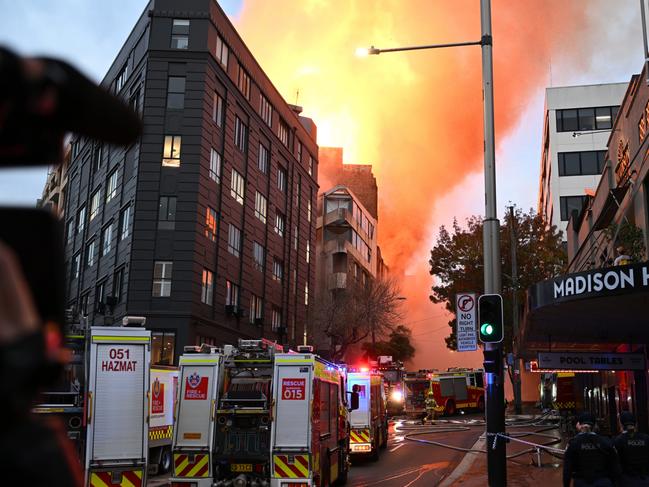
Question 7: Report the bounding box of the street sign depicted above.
[537,352,646,371]
[455,293,477,351]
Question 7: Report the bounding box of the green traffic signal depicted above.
[480,323,494,335]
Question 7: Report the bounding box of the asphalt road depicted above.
[147,413,486,486]
[348,414,485,487]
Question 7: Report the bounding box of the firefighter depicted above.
[614,411,649,486]
[563,412,620,487]
[423,390,438,424]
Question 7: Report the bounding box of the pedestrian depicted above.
[563,412,620,487]
[614,411,649,486]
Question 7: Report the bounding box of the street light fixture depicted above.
[356,1,505,484]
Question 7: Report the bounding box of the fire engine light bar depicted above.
[350,443,372,452]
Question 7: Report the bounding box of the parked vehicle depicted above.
[347,368,388,460]
[375,356,406,417]
[429,368,485,415]
[270,348,357,487]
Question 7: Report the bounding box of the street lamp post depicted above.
[358,0,505,484]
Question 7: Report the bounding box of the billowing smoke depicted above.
[232,0,606,368]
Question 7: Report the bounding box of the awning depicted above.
[593,185,630,231]
[520,261,649,357]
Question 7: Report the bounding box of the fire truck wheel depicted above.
[444,400,456,416]
[159,447,172,473]
[380,423,388,449]
[370,435,380,462]
[477,396,485,413]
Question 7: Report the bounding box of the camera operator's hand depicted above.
[0,241,39,343]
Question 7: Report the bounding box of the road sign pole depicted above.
[480,0,506,484]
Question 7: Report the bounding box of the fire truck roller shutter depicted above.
[273,359,313,449]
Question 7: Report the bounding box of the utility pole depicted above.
[481,0,506,484]
[509,206,522,415]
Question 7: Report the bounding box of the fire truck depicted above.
[403,371,430,418]
[347,369,388,460]
[375,356,405,416]
[149,366,179,474]
[170,344,224,487]
[429,369,485,415]
[270,348,358,487]
[213,339,282,486]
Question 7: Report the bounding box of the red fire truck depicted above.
[429,369,485,415]
[375,356,406,416]
[403,371,430,418]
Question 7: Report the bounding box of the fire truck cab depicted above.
[375,356,405,416]
[170,345,224,487]
[347,369,388,460]
[270,350,355,487]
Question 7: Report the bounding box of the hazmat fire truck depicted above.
[270,347,358,487]
[429,368,485,415]
[375,356,406,416]
[347,368,388,460]
[170,344,224,487]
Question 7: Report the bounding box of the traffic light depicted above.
[478,294,503,343]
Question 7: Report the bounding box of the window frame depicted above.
[162,135,182,167]
[171,19,190,50]
[253,241,265,271]
[106,168,118,203]
[210,148,222,182]
[153,261,173,297]
[228,223,242,257]
[166,76,186,109]
[205,206,218,242]
[212,92,224,127]
[201,268,214,305]
[255,191,268,223]
[158,196,177,230]
[274,211,285,237]
[215,34,229,69]
[559,195,589,221]
[230,169,245,204]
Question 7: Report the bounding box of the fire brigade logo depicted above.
[153,378,161,397]
[151,378,164,414]
[188,372,201,388]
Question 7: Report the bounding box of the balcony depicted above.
[324,208,354,228]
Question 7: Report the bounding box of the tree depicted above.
[311,276,404,361]
[362,325,416,362]
[428,207,566,352]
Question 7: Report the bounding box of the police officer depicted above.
[563,412,620,487]
[614,411,649,486]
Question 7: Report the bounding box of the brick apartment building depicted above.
[62,0,318,364]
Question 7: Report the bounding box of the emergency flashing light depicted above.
[360,367,370,372]
[478,294,504,344]
[390,390,403,402]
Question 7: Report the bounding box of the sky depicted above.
[0,0,645,370]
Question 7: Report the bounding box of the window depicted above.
[558,151,606,176]
[210,148,222,182]
[167,76,185,109]
[80,292,90,316]
[115,63,128,92]
[213,92,224,126]
[72,253,81,280]
[201,269,214,305]
[307,199,312,222]
[205,206,217,241]
[129,86,140,112]
[305,283,309,306]
[274,212,285,237]
[66,219,74,244]
[226,280,240,306]
[259,93,272,126]
[255,191,267,223]
[77,206,86,235]
[95,281,105,311]
[228,224,241,257]
[234,116,247,151]
[278,119,289,146]
[158,196,177,230]
[296,141,302,162]
[250,295,263,324]
[152,331,176,365]
[308,155,313,176]
[101,224,113,256]
[293,226,298,250]
[271,306,282,330]
[72,139,81,159]
[294,178,301,208]
[215,34,229,68]
[153,261,173,297]
[162,135,182,167]
[92,144,102,173]
[306,240,310,263]
[556,106,620,132]
[237,65,251,99]
[277,166,287,192]
[253,242,265,271]
[119,206,131,240]
[272,258,283,282]
[230,169,245,204]
[90,189,101,221]
[106,169,118,203]
[86,240,96,267]
[559,195,588,221]
[258,143,269,173]
[171,19,189,49]
[292,269,297,294]
[113,267,124,303]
